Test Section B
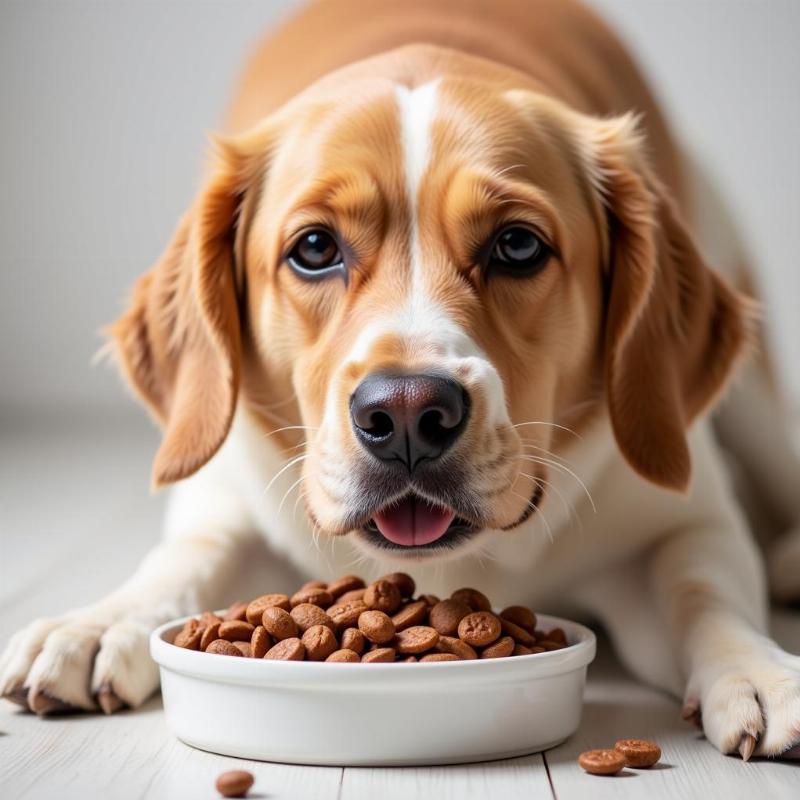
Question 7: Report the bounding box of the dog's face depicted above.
[242,78,605,558]
[112,62,748,561]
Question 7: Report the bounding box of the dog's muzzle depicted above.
[349,372,471,547]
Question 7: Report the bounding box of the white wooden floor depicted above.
[1,412,798,799]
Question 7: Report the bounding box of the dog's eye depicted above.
[487,225,551,276]
[287,229,343,277]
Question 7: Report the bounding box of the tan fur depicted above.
[110,4,749,503]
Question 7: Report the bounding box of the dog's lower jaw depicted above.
[500,481,545,531]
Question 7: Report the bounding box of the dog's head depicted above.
[111,49,750,560]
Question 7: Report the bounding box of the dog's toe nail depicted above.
[28,688,75,716]
[681,700,702,729]
[2,686,30,708]
[96,683,125,715]
[738,733,757,762]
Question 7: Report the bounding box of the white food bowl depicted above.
[151,613,596,766]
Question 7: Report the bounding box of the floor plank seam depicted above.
[337,766,345,800]
[542,751,558,800]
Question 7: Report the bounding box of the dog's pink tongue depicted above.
[373,497,455,547]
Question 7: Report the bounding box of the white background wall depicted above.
[1,0,797,417]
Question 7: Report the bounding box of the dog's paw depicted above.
[768,525,800,604]
[0,610,158,715]
[684,644,800,760]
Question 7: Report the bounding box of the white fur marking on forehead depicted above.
[396,81,439,214]
[395,81,440,296]
[325,81,509,431]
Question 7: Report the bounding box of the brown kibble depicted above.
[290,603,335,633]
[578,749,627,775]
[429,599,472,636]
[261,606,299,641]
[218,620,255,642]
[539,640,566,651]
[216,769,254,797]
[200,621,221,651]
[327,600,369,630]
[480,635,515,659]
[420,653,459,662]
[547,627,567,645]
[395,625,440,654]
[301,624,338,661]
[264,637,305,661]
[327,575,366,597]
[246,594,290,624]
[363,580,403,614]
[418,594,440,607]
[500,605,537,633]
[458,612,502,647]
[206,639,243,657]
[222,602,248,622]
[199,611,223,628]
[614,739,661,768]
[337,588,366,603]
[500,617,537,647]
[380,572,416,598]
[451,587,491,612]
[391,600,428,631]
[326,648,361,662]
[361,647,395,663]
[436,635,477,660]
[250,626,271,658]
[300,579,328,591]
[358,610,396,644]
[232,641,252,657]
[341,627,366,655]
[177,577,549,668]
[290,587,334,609]
[174,619,202,650]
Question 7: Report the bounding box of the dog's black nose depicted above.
[350,373,469,471]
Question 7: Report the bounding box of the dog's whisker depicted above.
[277,440,309,458]
[517,454,596,513]
[263,454,308,496]
[519,453,596,514]
[509,488,553,543]
[262,425,320,441]
[247,392,300,413]
[308,518,322,555]
[277,474,306,518]
[292,482,307,524]
[518,442,572,467]
[512,420,582,439]
[556,396,602,424]
[518,471,582,536]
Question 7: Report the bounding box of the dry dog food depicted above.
[216,769,254,797]
[614,739,661,768]
[578,738,661,775]
[171,574,569,663]
[578,749,627,775]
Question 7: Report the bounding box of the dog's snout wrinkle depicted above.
[350,373,469,472]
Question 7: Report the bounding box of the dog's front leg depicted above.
[0,476,258,715]
[648,512,800,759]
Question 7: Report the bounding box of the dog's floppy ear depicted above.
[109,124,272,489]
[584,115,753,491]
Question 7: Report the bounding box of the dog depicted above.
[2,0,799,760]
